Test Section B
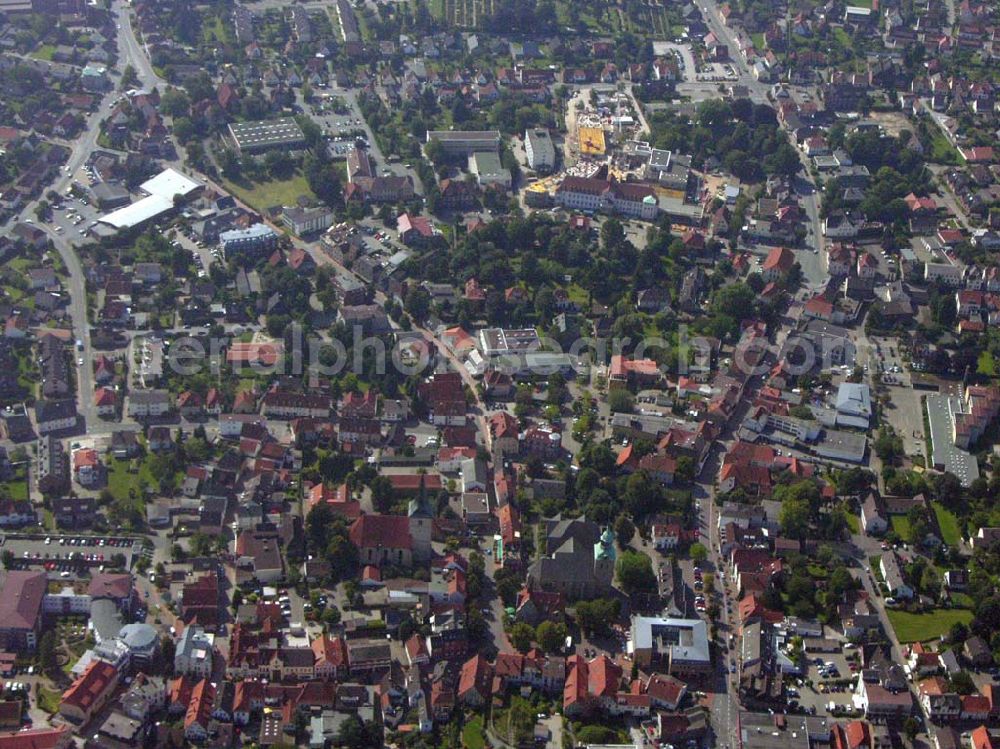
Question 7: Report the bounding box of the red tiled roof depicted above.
[0,727,71,749]
[587,655,621,698]
[0,571,45,632]
[972,726,993,749]
[563,656,589,710]
[349,514,412,550]
[458,654,493,701]
[762,246,795,272]
[388,474,443,491]
[61,660,117,712]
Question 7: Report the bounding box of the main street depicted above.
[696,0,826,273]
[0,0,170,434]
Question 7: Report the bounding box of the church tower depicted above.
[408,474,434,562]
[593,527,617,592]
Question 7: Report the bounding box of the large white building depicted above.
[524,128,555,172]
[835,382,872,429]
[174,626,215,677]
[554,176,659,220]
[98,168,203,231]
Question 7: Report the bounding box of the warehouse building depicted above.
[97,168,203,232]
[425,130,501,157]
[228,118,307,153]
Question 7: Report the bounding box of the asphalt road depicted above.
[697,0,826,264]
[0,0,171,436]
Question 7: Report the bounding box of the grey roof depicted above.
[118,622,158,650]
[90,597,124,643]
[630,615,711,665]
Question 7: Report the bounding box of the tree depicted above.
[601,218,625,249]
[689,542,708,564]
[779,495,812,539]
[616,551,657,596]
[37,630,56,674]
[535,620,568,653]
[338,716,378,749]
[622,471,661,517]
[920,565,941,599]
[607,388,634,414]
[950,671,975,695]
[121,64,138,89]
[370,475,394,513]
[576,727,618,745]
[509,622,535,653]
[614,514,635,548]
[424,137,445,167]
[404,287,431,321]
[902,717,920,745]
[948,621,969,644]
[574,598,620,636]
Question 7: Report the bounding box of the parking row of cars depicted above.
[47,536,132,547]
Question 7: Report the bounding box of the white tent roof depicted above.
[140,167,201,199]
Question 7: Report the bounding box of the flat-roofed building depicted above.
[629,616,711,675]
[426,130,501,156]
[469,151,511,189]
[229,118,307,153]
[478,328,541,357]
[220,223,279,259]
[525,128,555,172]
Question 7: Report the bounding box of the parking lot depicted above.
[48,184,102,239]
[792,648,862,717]
[0,534,143,578]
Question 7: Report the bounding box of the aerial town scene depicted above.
[3,0,1000,747]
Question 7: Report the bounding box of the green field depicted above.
[846,512,860,534]
[978,351,996,376]
[929,130,961,164]
[37,687,61,714]
[462,716,486,749]
[887,608,973,643]
[889,515,911,539]
[32,44,56,61]
[222,174,315,214]
[932,502,963,546]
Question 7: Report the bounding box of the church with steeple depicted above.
[407,475,434,563]
[348,473,435,568]
[527,515,617,599]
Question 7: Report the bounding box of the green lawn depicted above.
[832,28,852,47]
[222,174,315,215]
[978,351,996,376]
[887,608,973,643]
[32,44,56,61]
[846,0,872,7]
[106,454,175,505]
[201,15,233,45]
[890,515,911,539]
[951,592,975,608]
[462,716,485,749]
[37,687,61,714]
[0,479,28,502]
[932,502,963,546]
[0,465,29,502]
[929,130,961,164]
[845,512,860,534]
